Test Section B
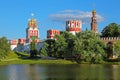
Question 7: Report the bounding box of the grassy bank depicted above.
[1,51,120,65]
[0,59,76,65]
[1,59,120,65]
[0,51,76,65]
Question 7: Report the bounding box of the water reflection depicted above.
[104,65,120,80]
[0,64,120,80]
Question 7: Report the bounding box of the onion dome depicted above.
[28,18,37,28]
[92,10,96,13]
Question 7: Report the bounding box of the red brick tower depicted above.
[91,10,98,34]
[47,29,60,39]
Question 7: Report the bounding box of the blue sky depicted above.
[0,0,120,40]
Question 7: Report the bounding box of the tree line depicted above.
[39,23,120,63]
[1,22,120,63]
[0,37,10,60]
[40,31,106,63]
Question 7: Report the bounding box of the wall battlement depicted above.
[100,37,120,44]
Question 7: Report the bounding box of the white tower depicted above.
[66,20,82,35]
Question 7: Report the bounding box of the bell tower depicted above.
[91,10,98,34]
[26,14,40,43]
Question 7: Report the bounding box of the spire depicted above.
[31,13,34,18]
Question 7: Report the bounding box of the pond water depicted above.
[0,64,120,80]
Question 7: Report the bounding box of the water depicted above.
[0,64,120,80]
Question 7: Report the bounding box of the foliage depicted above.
[62,32,76,58]
[53,34,68,58]
[101,23,120,37]
[30,40,37,57]
[91,54,104,64]
[114,41,120,57]
[73,31,105,63]
[106,42,114,58]
[4,51,19,60]
[15,52,29,58]
[46,39,56,57]
[54,32,75,58]
[45,31,106,64]
[39,43,48,56]
[0,37,10,60]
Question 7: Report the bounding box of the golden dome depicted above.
[28,18,37,28]
[92,10,96,13]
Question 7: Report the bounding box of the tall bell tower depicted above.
[91,10,98,34]
[26,14,40,43]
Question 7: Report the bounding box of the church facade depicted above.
[9,17,41,52]
[10,10,98,52]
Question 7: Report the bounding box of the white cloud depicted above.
[49,10,104,24]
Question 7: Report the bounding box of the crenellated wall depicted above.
[100,37,120,44]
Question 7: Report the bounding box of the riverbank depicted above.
[0,52,120,65]
[1,59,120,65]
[0,59,77,65]
[0,52,77,65]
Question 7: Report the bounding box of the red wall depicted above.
[47,29,60,39]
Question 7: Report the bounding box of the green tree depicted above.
[107,42,114,59]
[73,31,105,63]
[54,34,68,58]
[101,23,120,37]
[0,37,10,53]
[30,40,37,57]
[114,41,120,58]
[39,43,48,56]
[45,31,106,63]
[46,31,75,59]
[0,37,10,60]
[59,31,76,58]
[46,39,56,57]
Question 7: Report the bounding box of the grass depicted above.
[1,51,120,65]
[0,59,76,65]
[5,51,18,58]
[1,59,120,65]
[102,61,120,65]
[0,51,76,65]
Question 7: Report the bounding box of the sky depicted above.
[0,0,120,40]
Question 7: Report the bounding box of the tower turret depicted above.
[91,10,98,34]
[66,20,82,35]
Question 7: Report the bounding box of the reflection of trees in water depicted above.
[45,64,79,80]
[27,64,41,80]
[104,65,120,80]
[44,64,120,80]
[1,64,120,80]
